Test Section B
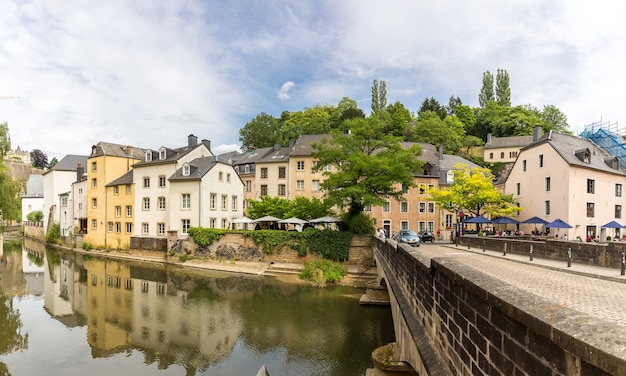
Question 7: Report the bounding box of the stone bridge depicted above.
[372,238,626,375]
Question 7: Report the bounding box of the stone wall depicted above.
[23,221,44,240]
[376,239,625,376]
[459,236,626,268]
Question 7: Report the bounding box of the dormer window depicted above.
[159,147,166,160]
[182,163,190,176]
[604,156,620,170]
[244,165,250,174]
[574,148,591,163]
[145,151,152,162]
[423,162,432,176]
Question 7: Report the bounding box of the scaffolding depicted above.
[579,118,626,169]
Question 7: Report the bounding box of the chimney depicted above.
[439,144,444,160]
[127,145,133,156]
[532,126,543,142]
[487,133,492,143]
[274,143,281,151]
[188,134,198,148]
[76,163,84,182]
[202,139,211,152]
[288,138,295,148]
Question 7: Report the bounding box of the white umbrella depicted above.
[309,216,341,223]
[278,217,308,225]
[232,217,254,224]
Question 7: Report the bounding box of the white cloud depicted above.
[278,81,295,100]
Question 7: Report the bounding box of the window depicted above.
[182,194,190,209]
[210,194,216,210]
[108,222,113,232]
[78,203,82,210]
[522,160,527,171]
[126,223,132,233]
[61,197,67,207]
[419,203,426,213]
[142,223,149,234]
[489,152,493,159]
[159,148,166,160]
[616,205,622,219]
[92,162,97,172]
[279,167,286,178]
[516,183,521,195]
[245,180,251,192]
[182,219,190,234]
[383,202,390,212]
[545,177,551,192]
[227,173,231,183]
[219,171,224,181]
[539,154,544,168]
[500,152,504,158]
[244,165,250,174]
[400,202,408,213]
[545,200,551,215]
[113,186,119,195]
[182,163,190,176]
[115,222,121,233]
[145,151,152,162]
[297,180,304,190]
[324,164,332,172]
[312,180,320,191]
[91,178,97,188]
[143,177,150,188]
[364,204,372,212]
[445,214,453,228]
[159,175,166,187]
[428,202,435,213]
[260,185,268,196]
[158,197,166,210]
[586,202,595,217]
[587,179,595,194]
[297,161,304,171]
[617,184,623,197]
[157,223,165,235]
[210,218,216,228]
[222,218,227,228]
[401,221,409,230]
[260,168,268,179]
[510,151,518,158]
[126,206,132,217]
[222,195,228,210]
[115,206,121,217]
[402,184,408,194]
[231,196,238,211]
[92,198,97,208]
[143,197,150,210]
[126,185,131,194]
[278,184,286,196]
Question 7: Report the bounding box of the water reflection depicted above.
[0,240,394,375]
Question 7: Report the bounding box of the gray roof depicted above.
[257,146,290,163]
[106,170,134,186]
[132,142,212,167]
[89,141,145,159]
[524,131,626,175]
[169,156,221,181]
[43,154,88,175]
[233,146,274,166]
[26,174,44,195]
[289,134,330,156]
[484,135,533,149]
[440,154,480,171]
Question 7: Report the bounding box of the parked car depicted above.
[399,229,420,247]
[419,231,435,243]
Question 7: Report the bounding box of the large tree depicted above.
[30,149,48,169]
[429,163,520,218]
[385,101,413,137]
[0,122,10,159]
[473,102,542,141]
[312,117,423,216]
[0,169,20,221]
[495,69,511,107]
[538,104,570,134]
[410,111,463,154]
[371,80,387,113]
[478,70,495,108]
[239,112,281,151]
[446,95,463,116]
[418,97,447,120]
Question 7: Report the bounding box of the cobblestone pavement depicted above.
[415,242,626,327]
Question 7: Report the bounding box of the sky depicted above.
[1,1,626,160]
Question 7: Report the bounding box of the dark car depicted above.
[419,231,435,243]
[399,229,420,247]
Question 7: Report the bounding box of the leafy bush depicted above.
[246,230,295,254]
[343,212,375,235]
[187,227,226,246]
[301,228,352,260]
[82,242,93,251]
[26,210,43,222]
[45,223,61,244]
[299,259,347,287]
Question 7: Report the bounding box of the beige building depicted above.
[483,133,533,163]
[505,129,626,240]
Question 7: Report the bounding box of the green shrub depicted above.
[45,223,61,244]
[301,228,352,261]
[343,212,375,235]
[82,242,93,251]
[299,259,347,287]
[187,227,226,246]
[246,230,294,254]
[27,210,43,222]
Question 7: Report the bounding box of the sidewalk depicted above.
[438,242,626,283]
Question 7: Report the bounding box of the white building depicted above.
[21,174,44,222]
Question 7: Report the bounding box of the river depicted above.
[0,239,395,376]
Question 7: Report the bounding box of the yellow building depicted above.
[288,134,330,200]
[84,142,144,249]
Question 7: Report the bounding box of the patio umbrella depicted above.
[491,216,519,224]
[309,216,341,223]
[253,215,281,230]
[545,218,572,229]
[232,216,254,224]
[521,216,549,225]
[253,215,281,222]
[278,217,308,231]
[600,220,624,228]
[463,215,491,224]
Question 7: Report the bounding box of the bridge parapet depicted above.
[375,239,626,375]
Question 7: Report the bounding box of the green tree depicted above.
[461,135,484,155]
[478,70,495,108]
[331,97,365,128]
[473,103,542,140]
[429,163,520,217]
[446,95,463,116]
[495,69,511,107]
[0,170,20,221]
[538,104,570,134]
[418,97,447,120]
[246,196,292,219]
[411,111,463,154]
[282,106,333,143]
[0,122,10,159]
[454,105,476,134]
[385,101,413,137]
[371,80,387,113]
[48,157,59,169]
[239,112,281,151]
[0,294,28,356]
[312,117,423,216]
[30,149,48,169]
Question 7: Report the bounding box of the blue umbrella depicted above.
[600,220,624,228]
[463,215,492,224]
[521,216,549,225]
[492,216,519,224]
[545,219,572,229]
